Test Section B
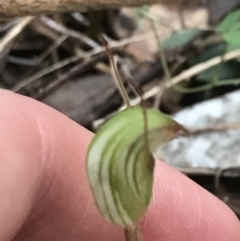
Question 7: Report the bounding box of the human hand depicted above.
[0,89,239,241]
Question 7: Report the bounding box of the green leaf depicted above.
[222,31,240,46]
[161,29,201,49]
[86,107,187,228]
[216,10,240,33]
[198,61,240,81]
[226,44,240,52]
[189,43,240,81]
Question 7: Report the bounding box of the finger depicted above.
[141,161,240,241]
[0,89,123,241]
[0,89,239,241]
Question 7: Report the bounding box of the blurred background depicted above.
[1,0,240,219]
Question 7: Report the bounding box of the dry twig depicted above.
[127,49,240,109]
[12,55,80,92]
[177,166,240,177]
[12,31,158,92]
[0,16,34,52]
[33,53,107,100]
[39,16,99,48]
[189,122,240,136]
[0,0,174,19]
[93,49,240,128]
[0,16,34,71]
[7,34,68,66]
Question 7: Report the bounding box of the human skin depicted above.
[0,89,239,241]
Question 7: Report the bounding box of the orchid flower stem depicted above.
[124,226,142,241]
[99,35,131,108]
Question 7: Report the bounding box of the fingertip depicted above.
[141,161,240,241]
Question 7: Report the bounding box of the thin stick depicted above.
[99,35,131,108]
[12,55,79,92]
[149,18,171,108]
[94,49,240,127]
[0,16,34,52]
[34,53,106,100]
[177,166,240,177]
[189,122,240,136]
[84,31,162,58]
[39,15,99,48]
[12,31,157,92]
[120,48,240,110]
[0,16,34,71]
[7,34,67,66]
